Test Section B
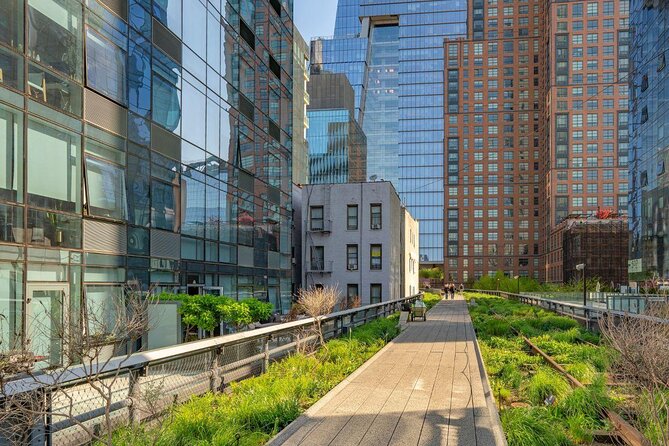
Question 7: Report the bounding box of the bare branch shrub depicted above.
[295,286,341,347]
[600,304,669,446]
[0,283,156,446]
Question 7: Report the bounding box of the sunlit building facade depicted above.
[292,27,309,185]
[628,0,669,280]
[0,0,294,366]
[311,0,468,265]
[307,73,367,184]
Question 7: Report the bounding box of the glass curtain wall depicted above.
[312,0,468,263]
[0,0,295,366]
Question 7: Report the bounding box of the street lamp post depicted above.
[576,263,586,307]
[514,275,520,294]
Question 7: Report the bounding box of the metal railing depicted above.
[2,293,422,446]
[467,289,669,329]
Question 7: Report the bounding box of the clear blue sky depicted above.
[294,0,338,45]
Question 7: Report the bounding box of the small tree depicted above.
[600,304,669,445]
[0,283,155,446]
[295,286,341,347]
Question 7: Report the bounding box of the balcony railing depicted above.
[307,260,333,273]
[308,219,332,233]
[2,293,423,446]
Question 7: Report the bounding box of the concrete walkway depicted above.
[269,295,506,446]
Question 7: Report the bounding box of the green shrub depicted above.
[525,368,572,405]
[422,292,442,310]
[109,314,401,446]
[501,407,570,446]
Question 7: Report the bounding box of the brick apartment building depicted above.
[444,0,629,283]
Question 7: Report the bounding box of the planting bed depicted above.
[108,314,402,446]
[465,292,618,446]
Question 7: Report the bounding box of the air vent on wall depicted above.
[84,220,127,254]
[84,89,127,137]
[99,0,128,21]
[151,123,182,160]
[152,18,182,63]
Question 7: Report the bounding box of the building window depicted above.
[152,52,181,132]
[0,105,23,203]
[347,284,359,307]
[370,244,382,270]
[27,118,81,213]
[310,246,324,271]
[84,156,127,221]
[370,284,382,304]
[370,204,382,229]
[310,206,324,230]
[85,27,127,105]
[347,204,358,230]
[28,0,83,81]
[151,179,180,232]
[347,244,358,270]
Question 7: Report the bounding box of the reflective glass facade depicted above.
[307,109,367,184]
[306,73,367,184]
[628,0,669,279]
[311,0,468,264]
[0,0,294,364]
[292,27,309,185]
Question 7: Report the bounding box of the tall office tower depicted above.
[307,73,367,184]
[443,0,543,282]
[293,27,310,185]
[0,0,294,366]
[311,0,468,266]
[541,0,630,283]
[628,0,669,280]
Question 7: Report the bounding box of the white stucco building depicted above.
[296,182,419,305]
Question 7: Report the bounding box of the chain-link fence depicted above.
[0,294,421,446]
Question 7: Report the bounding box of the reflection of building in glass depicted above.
[629,0,669,280]
[292,28,310,185]
[311,0,468,265]
[0,0,294,367]
[307,73,367,184]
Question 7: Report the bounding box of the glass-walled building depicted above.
[310,0,468,265]
[628,0,669,280]
[292,27,309,185]
[307,73,367,184]
[0,0,294,365]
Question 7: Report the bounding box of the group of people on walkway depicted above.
[443,282,463,299]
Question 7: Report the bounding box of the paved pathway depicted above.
[269,295,506,446]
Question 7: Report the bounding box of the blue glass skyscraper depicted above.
[629,0,669,280]
[311,0,468,264]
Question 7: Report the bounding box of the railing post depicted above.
[128,366,144,425]
[210,347,223,392]
[44,388,53,446]
[263,336,271,373]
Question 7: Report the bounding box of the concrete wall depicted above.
[299,182,416,305]
[403,208,420,296]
